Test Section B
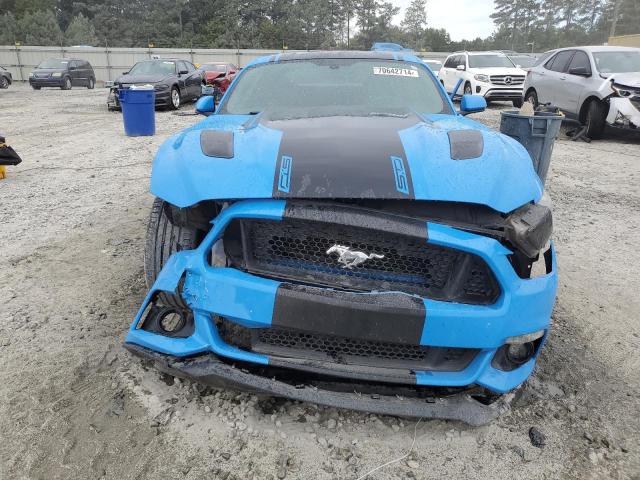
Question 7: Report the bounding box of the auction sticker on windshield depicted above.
[373,66,419,77]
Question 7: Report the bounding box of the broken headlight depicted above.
[611,82,634,98]
[504,202,553,259]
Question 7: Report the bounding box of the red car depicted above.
[199,62,238,94]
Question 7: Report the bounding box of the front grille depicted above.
[226,216,500,304]
[490,75,525,86]
[219,321,479,372]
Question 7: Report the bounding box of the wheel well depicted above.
[579,96,603,123]
[524,87,536,98]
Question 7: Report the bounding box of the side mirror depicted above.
[456,64,465,71]
[179,69,189,75]
[569,66,590,77]
[69,65,76,70]
[459,94,487,115]
[195,95,215,116]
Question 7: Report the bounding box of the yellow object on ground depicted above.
[0,165,6,179]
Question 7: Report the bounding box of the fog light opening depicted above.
[159,309,186,333]
[506,342,534,365]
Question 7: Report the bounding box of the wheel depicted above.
[0,76,8,89]
[512,98,524,108]
[61,76,72,90]
[585,100,607,139]
[32,85,41,90]
[464,82,472,95]
[87,77,95,89]
[525,89,538,108]
[145,198,201,310]
[170,87,181,110]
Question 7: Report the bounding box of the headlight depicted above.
[474,74,490,83]
[51,72,62,77]
[505,203,553,258]
[611,83,633,98]
[29,72,34,77]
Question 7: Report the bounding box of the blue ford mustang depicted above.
[125,51,557,425]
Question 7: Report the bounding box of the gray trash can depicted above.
[500,110,563,185]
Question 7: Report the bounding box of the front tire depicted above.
[170,87,181,110]
[463,82,472,95]
[585,100,607,139]
[87,77,95,89]
[0,76,8,89]
[145,198,200,310]
[512,98,523,108]
[32,85,41,90]
[61,77,72,90]
[525,89,538,108]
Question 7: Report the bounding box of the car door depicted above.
[440,55,454,90]
[69,60,81,85]
[536,50,574,105]
[557,50,592,116]
[443,55,462,92]
[176,61,189,96]
[185,61,202,98]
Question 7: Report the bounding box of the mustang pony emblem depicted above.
[326,245,384,269]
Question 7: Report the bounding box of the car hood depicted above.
[606,72,640,88]
[468,67,527,76]
[151,113,543,213]
[115,73,169,84]
[32,68,66,74]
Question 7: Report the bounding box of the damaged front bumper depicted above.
[125,199,557,424]
[606,97,640,130]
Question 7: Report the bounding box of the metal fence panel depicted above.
[0,45,455,84]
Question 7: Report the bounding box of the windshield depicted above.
[509,56,537,67]
[220,58,450,119]
[468,55,515,68]
[37,59,68,69]
[593,51,640,74]
[425,61,442,72]
[202,64,227,72]
[128,61,176,75]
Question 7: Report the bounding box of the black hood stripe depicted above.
[269,115,419,199]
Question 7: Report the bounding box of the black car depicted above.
[107,59,203,110]
[0,66,12,89]
[29,58,96,90]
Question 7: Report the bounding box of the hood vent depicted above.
[448,130,484,160]
[200,130,234,158]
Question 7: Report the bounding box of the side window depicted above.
[177,61,187,73]
[68,60,78,70]
[444,56,454,68]
[545,51,574,73]
[567,51,591,75]
[186,62,196,72]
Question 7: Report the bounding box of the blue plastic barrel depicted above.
[119,88,156,136]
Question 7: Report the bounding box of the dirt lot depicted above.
[1,83,639,480]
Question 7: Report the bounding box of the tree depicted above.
[0,12,17,44]
[17,10,62,45]
[401,0,427,50]
[64,13,98,46]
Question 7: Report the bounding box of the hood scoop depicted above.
[200,130,234,158]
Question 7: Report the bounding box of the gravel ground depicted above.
[1,83,639,480]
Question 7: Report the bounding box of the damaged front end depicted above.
[603,77,640,130]
[125,198,556,425]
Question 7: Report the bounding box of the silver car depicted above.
[523,46,640,138]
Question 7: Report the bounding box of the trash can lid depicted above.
[129,84,155,90]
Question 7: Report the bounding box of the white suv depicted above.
[440,51,527,107]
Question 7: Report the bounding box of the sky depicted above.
[391,0,496,41]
